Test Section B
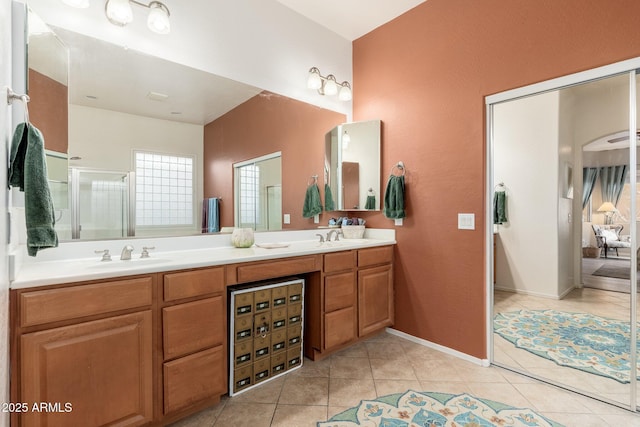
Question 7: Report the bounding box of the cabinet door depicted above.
[324,306,356,350]
[21,311,152,427]
[358,265,394,337]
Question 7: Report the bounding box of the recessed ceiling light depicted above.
[147,91,169,101]
[171,111,182,115]
[85,95,98,99]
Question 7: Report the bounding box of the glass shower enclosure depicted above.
[69,168,135,240]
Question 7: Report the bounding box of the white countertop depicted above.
[11,229,396,289]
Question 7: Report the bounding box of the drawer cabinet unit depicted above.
[12,276,154,427]
[160,267,227,416]
[305,245,394,360]
[229,278,304,395]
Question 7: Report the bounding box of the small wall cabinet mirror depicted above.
[324,119,381,211]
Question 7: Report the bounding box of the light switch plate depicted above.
[458,213,475,230]
[283,214,291,224]
[313,214,319,224]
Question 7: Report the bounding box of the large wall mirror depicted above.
[325,119,381,211]
[489,64,640,410]
[24,6,345,241]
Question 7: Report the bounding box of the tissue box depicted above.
[341,225,365,239]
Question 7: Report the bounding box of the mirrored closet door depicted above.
[488,65,639,410]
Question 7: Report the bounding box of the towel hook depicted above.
[7,88,30,124]
[390,161,406,176]
[307,174,318,186]
[494,182,505,191]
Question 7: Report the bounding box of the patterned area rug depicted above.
[317,390,564,427]
[494,309,635,383]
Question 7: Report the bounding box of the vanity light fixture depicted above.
[307,67,352,101]
[105,0,171,34]
[62,0,171,33]
[342,130,351,150]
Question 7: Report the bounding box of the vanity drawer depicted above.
[163,346,225,414]
[20,277,153,327]
[358,246,393,268]
[163,296,224,360]
[230,255,321,284]
[323,251,356,273]
[164,267,225,301]
[324,271,356,312]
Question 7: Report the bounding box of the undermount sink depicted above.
[320,238,369,247]
[89,258,170,269]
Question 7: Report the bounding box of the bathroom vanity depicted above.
[9,233,395,426]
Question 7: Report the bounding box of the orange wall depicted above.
[353,0,640,358]
[28,69,68,154]
[203,92,345,229]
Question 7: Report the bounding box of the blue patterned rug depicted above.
[318,390,564,427]
[494,309,636,383]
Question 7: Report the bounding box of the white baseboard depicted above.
[494,284,575,300]
[386,328,490,367]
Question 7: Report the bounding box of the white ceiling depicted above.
[276,0,427,41]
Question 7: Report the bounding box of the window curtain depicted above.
[599,165,628,206]
[582,167,598,210]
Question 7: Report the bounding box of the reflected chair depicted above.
[591,224,631,258]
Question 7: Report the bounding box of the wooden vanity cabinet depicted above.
[160,266,227,417]
[12,276,154,427]
[306,245,394,360]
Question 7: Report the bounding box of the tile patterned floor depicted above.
[170,330,640,427]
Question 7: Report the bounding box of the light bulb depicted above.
[62,0,90,8]
[106,0,133,26]
[342,131,350,150]
[338,83,352,101]
[307,68,322,90]
[324,75,338,96]
[147,1,170,34]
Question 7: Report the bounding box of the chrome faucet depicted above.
[326,229,342,242]
[120,244,134,260]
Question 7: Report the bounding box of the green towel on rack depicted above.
[303,184,322,218]
[493,191,507,224]
[383,175,405,219]
[365,195,376,210]
[8,123,58,256]
[324,183,335,211]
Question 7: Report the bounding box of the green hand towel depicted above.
[383,175,406,219]
[303,184,322,218]
[8,123,59,256]
[365,195,376,210]
[493,191,507,224]
[324,183,335,211]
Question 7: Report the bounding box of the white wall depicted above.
[0,1,11,424]
[26,0,352,117]
[69,104,204,235]
[558,90,576,296]
[494,91,561,298]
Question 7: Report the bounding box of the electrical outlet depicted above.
[283,214,290,224]
[394,218,403,226]
[458,213,475,230]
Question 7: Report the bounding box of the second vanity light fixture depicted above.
[307,67,352,101]
[61,0,171,34]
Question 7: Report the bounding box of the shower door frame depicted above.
[70,167,136,240]
[485,57,640,411]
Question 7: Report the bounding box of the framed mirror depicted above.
[23,6,344,241]
[325,119,381,211]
